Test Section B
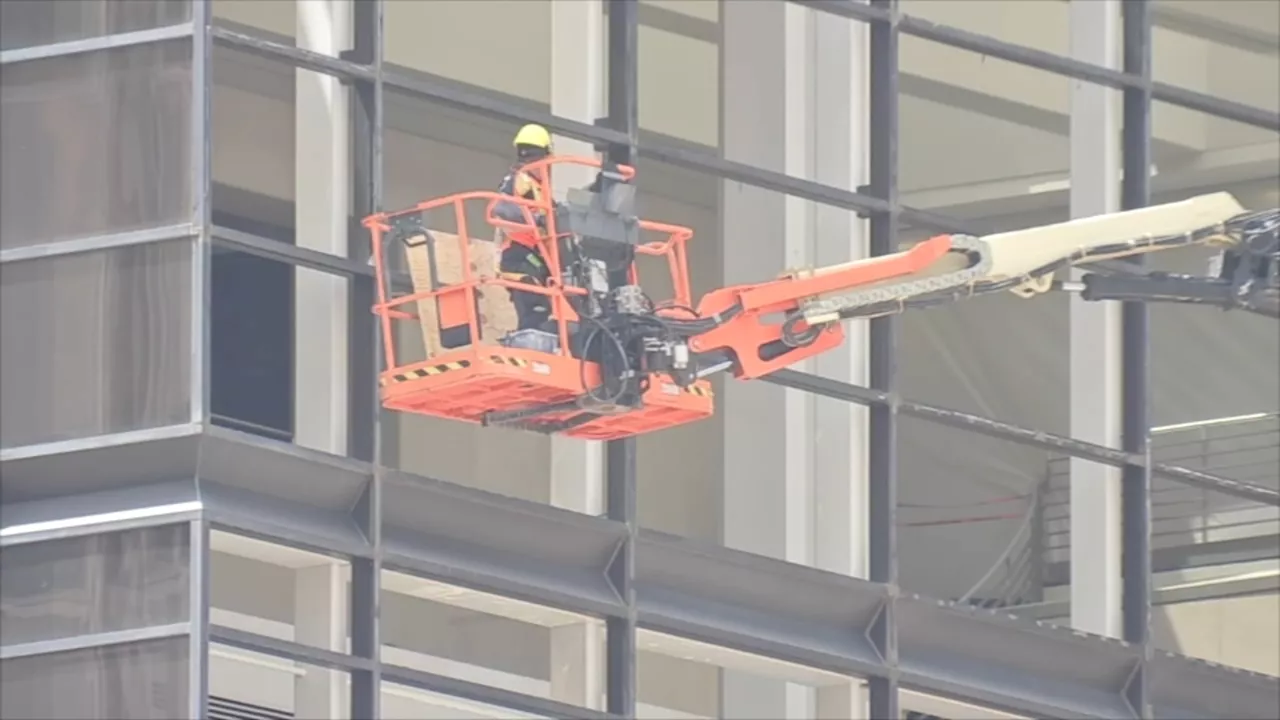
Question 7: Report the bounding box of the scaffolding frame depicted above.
[1,0,1279,718]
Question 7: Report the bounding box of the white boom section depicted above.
[983,191,1244,295]
[800,192,1246,322]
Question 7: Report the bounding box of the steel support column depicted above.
[192,0,213,429]
[189,3,212,714]
[605,1,639,716]
[187,519,210,720]
[348,1,384,717]
[1120,1,1154,717]
[347,0,383,465]
[867,2,900,718]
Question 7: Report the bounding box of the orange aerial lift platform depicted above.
[366,155,1278,440]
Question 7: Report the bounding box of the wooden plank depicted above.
[401,230,519,358]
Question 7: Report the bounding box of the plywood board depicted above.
[400,230,519,357]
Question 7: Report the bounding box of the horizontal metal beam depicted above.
[211,225,417,298]
[7,427,1276,718]
[0,622,191,660]
[383,661,625,720]
[636,531,888,678]
[211,225,369,277]
[380,468,628,619]
[1149,649,1280,719]
[210,624,373,672]
[0,223,197,265]
[638,142,893,220]
[385,68,627,151]
[209,25,374,82]
[0,22,195,64]
[764,369,1280,506]
[1151,80,1280,132]
[791,0,1280,132]
[0,478,203,547]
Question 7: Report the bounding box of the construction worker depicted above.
[494,123,559,331]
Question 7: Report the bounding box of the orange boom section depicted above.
[364,155,714,440]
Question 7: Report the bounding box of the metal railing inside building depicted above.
[1041,412,1280,583]
[959,413,1280,609]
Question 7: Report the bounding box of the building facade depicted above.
[1,0,1277,718]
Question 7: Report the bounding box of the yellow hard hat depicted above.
[513,123,552,150]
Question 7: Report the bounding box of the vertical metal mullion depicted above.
[1120,1,1153,717]
[605,0,639,716]
[186,519,210,720]
[191,0,213,429]
[348,0,383,464]
[349,2,384,718]
[867,1,900,718]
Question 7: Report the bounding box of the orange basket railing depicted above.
[362,156,696,380]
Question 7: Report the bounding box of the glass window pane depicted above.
[0,637,189,720]
[1152,0,1280,110]
[212,45,295,219]
[385,0,550,104]
[212,0,296,40]
[0,240,193,449]
[0,39,192,250]
[210,248,294,443]
[0,524,190,646]
[0,0,191,52]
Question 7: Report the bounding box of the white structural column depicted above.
[293,4,351,712]
[294,563,349,718]
[1067,0,1123,638]
[809,8,871,718]
[548,0,606,710]
[294,0,351,455]
[722,3,870,717]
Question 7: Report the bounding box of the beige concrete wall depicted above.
[1152,593,1280,676]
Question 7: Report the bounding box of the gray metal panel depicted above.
[6,428,1276,718]
[0,426,203,503]
[198,425,370,512]
[636,530,886,676]
[896,595,1140,718]
[0,479,201,530]
[0,22,195,64]
[381,469,625,617]
[199,480,371,559]
[1148,651,1280,720]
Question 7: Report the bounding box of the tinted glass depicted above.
[0,637,188,719]
[0,524,190,646]
[0,39,192,250]
[0,0,191,52]
[0,240,193,449]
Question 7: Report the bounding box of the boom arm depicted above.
[670,193,1278,382]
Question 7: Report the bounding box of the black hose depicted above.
[578,315,633,407]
